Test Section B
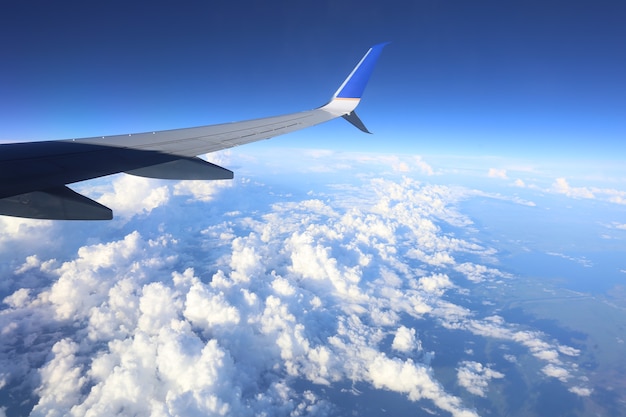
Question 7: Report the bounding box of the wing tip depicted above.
[332,42,390,100]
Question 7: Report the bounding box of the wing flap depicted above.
[0,186,112,220]
[126,157,233,180]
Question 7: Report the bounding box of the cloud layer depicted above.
[1,160,594,416]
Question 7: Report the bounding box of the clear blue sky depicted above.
[1,0,625,159]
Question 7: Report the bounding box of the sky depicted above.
[1,0,625,159]
[2,2,626,417]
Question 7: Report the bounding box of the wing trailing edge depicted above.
[126,157,233,180]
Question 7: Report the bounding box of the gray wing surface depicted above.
[80,108,337,157]
[0,43,387,220]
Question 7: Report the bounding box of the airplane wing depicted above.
[0,43,388,220]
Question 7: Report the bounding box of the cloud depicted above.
[457,361,504,397]
[551,178,626,205]
[488,168,508,179]
[441,316,584,387]
[412,156,435,176]
[303,149,335,159]
[546,252,592,268]
[97,175,170,219]
[393,161,411,172]
[558,345,580,356]
[418,273,454,295]
[0,217,52,240]
[184,280,241,329]
[0,172,594,416]
[392,326,419,353]
[173,178,232,202]
[552,178,595,199]
[541,364,570,382]
[503,354,518,364]
[0,218,55,271]
[454,262,511,283]
[31,339,87,416]
[367,355,478,417]
[43,231,161,321]
[471,189,537,208]
[261,149,436,177]
[569,386,592,397]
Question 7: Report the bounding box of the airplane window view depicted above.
[1,1,625,416]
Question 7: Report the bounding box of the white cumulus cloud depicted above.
[0,167,596,417]
[457,361,504,397]
[392,326,419,353]
[97,175,170,219]
[541,364,570,382]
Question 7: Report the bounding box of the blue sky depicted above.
[1,0,624,160]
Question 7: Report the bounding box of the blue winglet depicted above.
[333,42,389,99]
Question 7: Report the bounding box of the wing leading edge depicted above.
[0,43,388,220]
